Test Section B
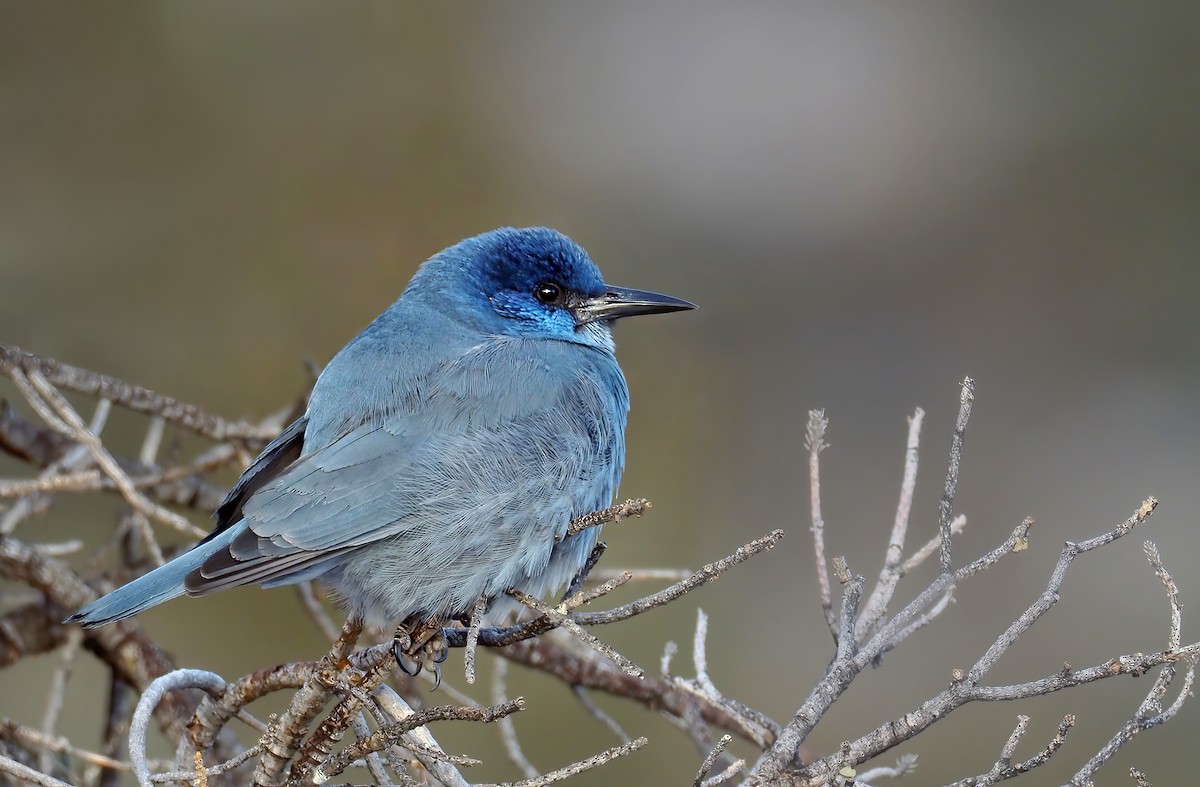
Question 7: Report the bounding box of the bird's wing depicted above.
[202,414,309,544]
[185,338,628,596]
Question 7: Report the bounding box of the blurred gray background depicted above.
[3,3,1199,784]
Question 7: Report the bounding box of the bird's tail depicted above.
[65,529,234,628]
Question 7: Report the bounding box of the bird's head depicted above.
[412,227,695,350]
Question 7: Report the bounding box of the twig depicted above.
[700,759,746,787]
[991,715,1031,784]
[350,713,392,786]
[937,377,974,575]
[0,536,190,737]
[570,685,629,743]
[857,408,924,641]
[496,636,778,748]
[17,369,205,538]
[563,570,632,609]
[0,399,109,535]
[691,609,719,698]
[562,499,650,539]
[568,529,785,628]
[464,593,488,685]
[0,720,130,773]
[0,400,257,512]
[835,569,864,663]
[138,417,165,466]
[660,640,677,677]
[590,567,693,583]
[670,611,779,751]
[507,589,644,677]
[475,736,649,787]
[858,753,919,783]
[253,618,362,786]
[804,410,836,638]
[1130,768,1153,787]
[898,514,967,577]
[876,588,955,657]
[130,670,229,787]
[307,699,523,785]
[294,583,340,644]
[944,715,1073,786]
[149,744,264,784]
[693,734,732,786]
[494,659,539,780]
[1068,540,1195,785]
[371,685,472,787]
[39,627,83,776]
[98,671,136,787]
[0,343,277,442]
[441,530,784,652]
[787,500,1162,784]
[0,752,74,787]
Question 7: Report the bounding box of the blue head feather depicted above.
[407,227,612,347]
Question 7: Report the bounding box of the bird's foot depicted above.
[392,623,449,689]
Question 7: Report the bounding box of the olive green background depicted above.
[3,3,1199,785]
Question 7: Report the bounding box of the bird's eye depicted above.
[534,282,563,305]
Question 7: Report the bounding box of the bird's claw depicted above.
[395,646,422,676]
[392,625,449,686]
[423,631,449,665]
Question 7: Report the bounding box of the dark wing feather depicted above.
[201,415,308,545]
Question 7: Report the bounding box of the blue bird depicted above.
[67,227,694,666]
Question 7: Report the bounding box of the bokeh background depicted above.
[3,3,1199,784]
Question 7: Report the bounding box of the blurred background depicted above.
[3,2,1199,784]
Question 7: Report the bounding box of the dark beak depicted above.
[571,285,697,326]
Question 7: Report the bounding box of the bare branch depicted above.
[836,569,864,663]
[476,736,648,787]
[21,368,206,538]
[788,500,1163,785]
[372,686,473,787]
[857,407,924,642]
[938,377,974,575]
[898,514,967,577]
[494,659,539,780]
[0,720,130,773]
[563,498,650,539]
[129,669,228,786]
[508,589,644,677]
[0,343,278,442]
[149,745,264,784]
[445,529,785,649]
[0,752,75,787]
[308,699,524,785]
[253,618,363,786]
[464,593,488,685]
[693,734,732,786]
[804,409,836,639]
[1068,539,1195,785]
[294,582,340,644]
[570,685,629,743]
[39,627,83,776]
